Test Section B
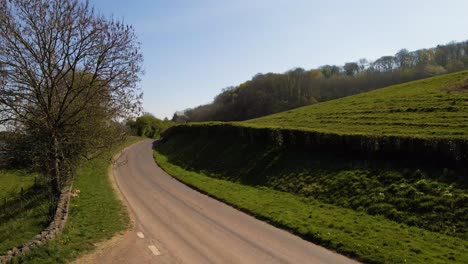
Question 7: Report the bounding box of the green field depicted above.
[2,137,143,263]
[0,170,37,200]
[0,170,49,256]
[240,70,468,139]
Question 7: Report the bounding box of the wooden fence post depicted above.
[20,187,24,208]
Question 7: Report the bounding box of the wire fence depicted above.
[0,177,54,219]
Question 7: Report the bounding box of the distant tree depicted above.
[308,69,324,79]
[320,65,341,78]
[343,62,359,76]
[415,49,435,67]
[127,114,173,139]
[435,47,449,66]
[395,49,413,68]
[172,112,189,123]
[0,0,143,193]
[446,59,464,72]
[462,56,468,67]
[372,56,396,72]
[424,65,447,76]
[358,58,369,72]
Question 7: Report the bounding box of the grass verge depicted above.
[154,150,468,264]
[157,132,467,238]
[10,137,144,264]
[0,170,48,255]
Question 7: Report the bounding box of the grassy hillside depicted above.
[241,70,468,139]
[157,72,468,263]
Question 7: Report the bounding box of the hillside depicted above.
[156,71,468,263]
[175,41,468,123]
[241,70,468,139]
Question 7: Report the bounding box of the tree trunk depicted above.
[51,135,61,195]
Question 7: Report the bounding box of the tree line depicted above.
[126,113,174,139]
[173,40,468,122]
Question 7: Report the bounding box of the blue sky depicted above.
[92,0,468,119]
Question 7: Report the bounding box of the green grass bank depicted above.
[5,137,144,264]
[156,130,467,236]
[154,150,468,264]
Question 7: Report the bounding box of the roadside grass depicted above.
[11,137,144,264]
[0,170,49,255]
[157,132,468,239]
[239,70,468,139]
[154,150,468,264]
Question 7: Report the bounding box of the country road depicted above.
[82,140,359,264]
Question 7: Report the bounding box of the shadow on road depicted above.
[152,140,161,150]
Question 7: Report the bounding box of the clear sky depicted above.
[92,0,468,119]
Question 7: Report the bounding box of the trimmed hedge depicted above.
[159,124,468,237]
[163,123,468,169]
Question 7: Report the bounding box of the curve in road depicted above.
[83,140,359,264]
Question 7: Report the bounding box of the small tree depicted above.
[0,0,143,193]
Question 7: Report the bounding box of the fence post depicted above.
[20,187,23,208]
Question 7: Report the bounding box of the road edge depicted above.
[70,142,142,264]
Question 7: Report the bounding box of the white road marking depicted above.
[137,232,145,238]
[148,245,161,256]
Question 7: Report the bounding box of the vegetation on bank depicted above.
[241,70,468,139]
[127,113,174,139]
[8,137,144,264]
[154,151,468,264]
[157,132,467,239]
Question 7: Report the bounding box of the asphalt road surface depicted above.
[85,140,359,264]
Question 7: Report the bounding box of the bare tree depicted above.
[395,49,412,68]
[0,0,143,193]
[343,62,359,76]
